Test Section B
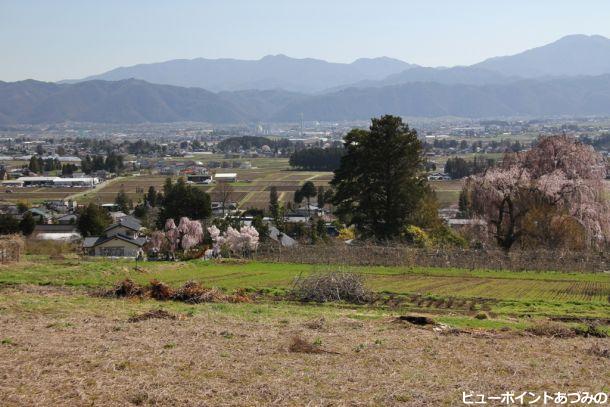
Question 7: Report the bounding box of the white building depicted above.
[2,176,99,188]
[214,173,238,183]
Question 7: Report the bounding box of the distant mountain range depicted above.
[4,34,610,124]
[64,55,414,94]
[273,75,610,121]
[4,74,610,124]
[63,34,610,93]
[474,34,610,78]
[0,79,245,124]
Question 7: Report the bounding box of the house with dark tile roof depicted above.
[82,216,145,258]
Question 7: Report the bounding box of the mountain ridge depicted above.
[473,34,610,77]
[5,75,610,124]
[61,34,610,93]
[65,55,414,94]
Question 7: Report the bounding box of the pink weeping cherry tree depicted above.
[149,217,204,259]
[463,135,610,251]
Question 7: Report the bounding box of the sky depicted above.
[2,0,610,82]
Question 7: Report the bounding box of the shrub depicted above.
[430,225,468,248]
[402,225,431,248]
[291,272,372,304]
[337,226,355,241]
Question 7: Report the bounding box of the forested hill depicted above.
[4,75,610,124]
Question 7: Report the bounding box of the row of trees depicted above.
[581,133,610,151]
[288,147,344,171]
[444,156,494,179]
[78,177,214,238]
[148,217,259,260]
[81,152,125,174]
[28,156,62,173]
[325,115,610,252]
[217,136,291,153]
[0,213,36,236]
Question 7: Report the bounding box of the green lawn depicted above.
[2,257,608,320]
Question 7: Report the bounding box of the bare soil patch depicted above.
[127,309,179,323]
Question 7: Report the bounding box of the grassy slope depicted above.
[2,257,609,321]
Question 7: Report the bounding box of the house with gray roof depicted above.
[82,216,145,258]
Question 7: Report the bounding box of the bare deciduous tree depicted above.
[216,181,234,216]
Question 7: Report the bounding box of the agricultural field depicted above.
[78,154,335,209]
[429,179,463,208]
[0,154,603,211]
[78,154,463,210]
[76,175,168,205]
[1,256,609,405]
[0,185,89,205]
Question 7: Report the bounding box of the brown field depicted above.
[76,176,168,205]
[0,285,608,406]
[81,169,334,209]
[0,154,470,209]
[0,186,90,204]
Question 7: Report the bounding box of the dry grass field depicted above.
[0,254,609,405]
[0,285,608,406]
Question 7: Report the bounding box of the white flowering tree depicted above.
[208,225,259,258]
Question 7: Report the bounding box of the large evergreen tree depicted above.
[331,115,428,240]
[0,214,21,235]
[114,189,133,213]
[268,186,279,220]
[145,186,159,207]
[19,212,37,236]
[28,156,41,173]
[157,178,212,227]
[77,204,113,237]
[299,181,317,217]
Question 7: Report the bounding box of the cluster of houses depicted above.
[12,196,346,258]
[145,158,250,177]
[17,199,148,258]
